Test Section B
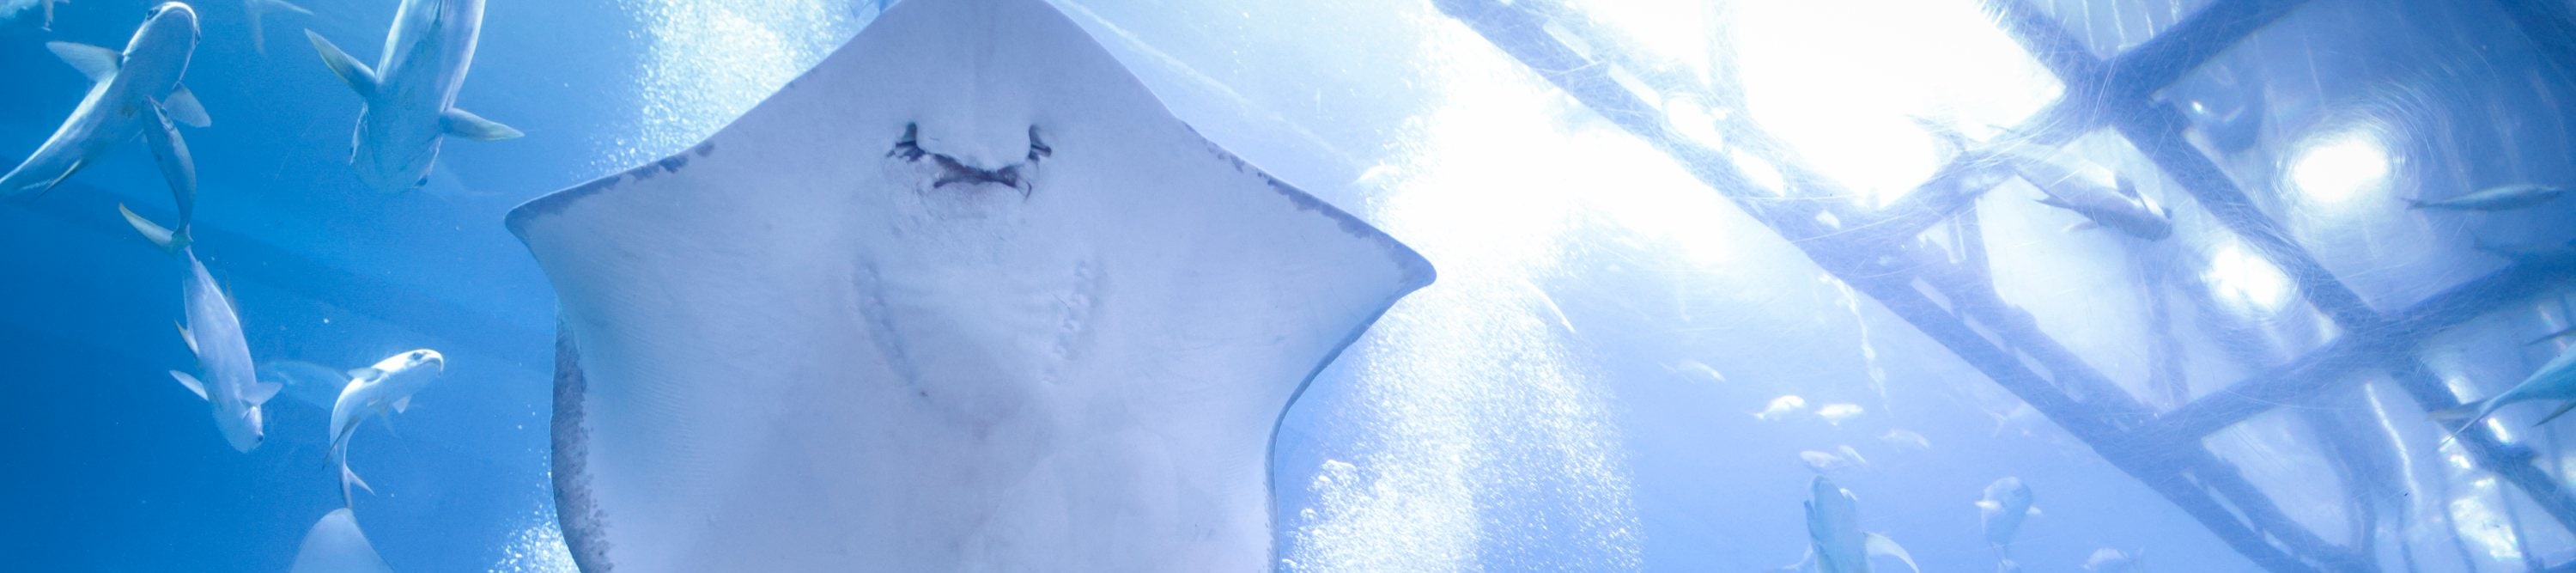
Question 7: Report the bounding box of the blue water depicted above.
[7,0,2576,571]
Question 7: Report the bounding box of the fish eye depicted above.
[1026,127,1051,162]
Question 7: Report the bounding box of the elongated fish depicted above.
[327,349,446,506]
[3,3,209,249]
[169,247,280,452]
[1799,477,1919,573]
[2434,343,2576,444]
[306,0,519,192]
[2013,160,2171,241]
[2408,184,2565,211]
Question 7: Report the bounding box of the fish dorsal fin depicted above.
[47,41,119,82]
[175,321,198,356]
[440,108,524,141]
[347,367,383,381]
[305,31,380,100]
[161,86,212,128]
[171,371,210,400]
[392,396,411,414]
[1864,532,1921,573]
[247,381,284,405]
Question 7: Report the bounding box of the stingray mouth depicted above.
[889,123,1049,198]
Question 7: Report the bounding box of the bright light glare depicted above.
[1577,0,1716,76]
[1729,0,2061,205]
[2205,242,2293,315]
[2287,128,2391,204]
[617,0,866,169]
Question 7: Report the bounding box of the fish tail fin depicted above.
[245,0,313,55]
[1866,532,1922,573]
[338,460,374,508]
[118,204,191,253]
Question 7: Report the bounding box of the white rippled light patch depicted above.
[602,0,881,170]
[1728,0,2060,205]
[1283,16,1646,572]
[488,504,576,573]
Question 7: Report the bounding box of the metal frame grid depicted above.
[1436,0,2576,570]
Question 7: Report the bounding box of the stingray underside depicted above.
[506,0,1431,570]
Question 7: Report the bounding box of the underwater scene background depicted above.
[5,0,2576,571]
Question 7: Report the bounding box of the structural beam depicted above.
[1436,0,2367,568]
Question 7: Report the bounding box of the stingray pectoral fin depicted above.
[287,509,393,573]
[46,41,118,82]
[305,31,379,100]
[440,108,523,141]
[1866,532,1922,573]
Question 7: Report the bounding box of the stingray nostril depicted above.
[1026,126,1051,162]
[890,123,926,162]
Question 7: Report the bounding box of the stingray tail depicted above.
[2530,325,2576,345]
[2432,399,2501,447]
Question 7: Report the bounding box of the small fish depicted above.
[168,248,282,452]
[1816,403,1865,425]
[287,508,394,573]
[1877,429,1930,451]
[1755,395,1809,421]
[3,3,210,249]
[257,360,351,411]
[2082,547,2143,572]
[307,0,522,192]
[2019,165,2172,241]
[2408,184,2566,211]
[328,349,447,506]
[1671,360,1726,385]
[2433,343,2576,445]
[0,0,66,32]
[1801,445,1869,474]
[1990,403,2046,438]
[1974,477,2039,548]
[1801,477,1919,573]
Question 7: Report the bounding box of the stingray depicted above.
[503,0,1432,570]
[288,508,394,573]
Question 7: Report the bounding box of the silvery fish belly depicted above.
[503,0,1432,570]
